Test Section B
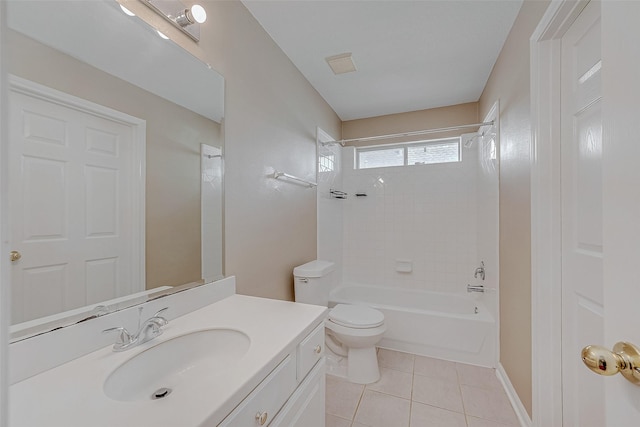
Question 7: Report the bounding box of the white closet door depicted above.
[9,82,142,323]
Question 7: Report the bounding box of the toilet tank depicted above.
[293,260,335,306]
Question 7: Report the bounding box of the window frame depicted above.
[355,136,462,170]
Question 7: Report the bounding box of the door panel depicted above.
[601,0,640,423]
[561,2,604,425]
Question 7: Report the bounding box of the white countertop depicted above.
[10,294,327,427]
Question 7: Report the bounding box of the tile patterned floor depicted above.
[326,349,519,427]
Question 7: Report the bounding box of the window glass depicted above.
[358,147,404,169]
[356,138,460,169]
[319,153,335,172]
[407,141,459,165]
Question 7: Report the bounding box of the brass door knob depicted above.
[581,341,640,385]
[255,411,268,425]
[10,251,21,262]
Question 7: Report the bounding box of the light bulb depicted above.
[189,4,206,24]
[175,4,207,27]
[120,4,135,16]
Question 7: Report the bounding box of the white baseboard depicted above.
[496,363,532,427]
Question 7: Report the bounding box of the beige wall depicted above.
[479,0,550,417]
[6,30,222,291]
[342,102,478,146]
[122,0,342,300]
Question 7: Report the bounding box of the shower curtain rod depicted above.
[323,120,495,146]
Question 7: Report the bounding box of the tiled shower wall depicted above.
[339,142,480,293]
[317,139,344,285]
[475,128,500,317]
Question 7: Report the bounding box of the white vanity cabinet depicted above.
[218,323,325,427]
[270,359,326,427]
[9,291,329,427]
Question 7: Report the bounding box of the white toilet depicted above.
[294,260,385,384]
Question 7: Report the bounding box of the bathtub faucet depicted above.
[467,284,484,293]
[474,261,485,281]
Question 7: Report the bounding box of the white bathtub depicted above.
[329,284,496,367]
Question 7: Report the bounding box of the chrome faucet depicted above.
[467,284,485,293]
[103,307,169,352]
[474,261,485,281]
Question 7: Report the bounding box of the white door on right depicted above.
[561,1,640,424]
[560,1,604,425]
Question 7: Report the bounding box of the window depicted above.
[318,153,335,172]
[356,137,461,169]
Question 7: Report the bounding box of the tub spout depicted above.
[467,284,484,293]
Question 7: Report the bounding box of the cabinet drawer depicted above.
[297,323,324,381]
[219,355,297,427]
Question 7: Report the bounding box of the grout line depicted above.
[349,382,366,424]
[457,366,470,426]
[408,369,415,427]
[458,378,469,427]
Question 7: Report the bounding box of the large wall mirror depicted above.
[5,0,225,341]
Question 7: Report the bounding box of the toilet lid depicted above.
[328,304,384,328]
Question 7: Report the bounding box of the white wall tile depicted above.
[341,147,480,293]
[319,141,498,331]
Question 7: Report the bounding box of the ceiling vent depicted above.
[326,53,357,75]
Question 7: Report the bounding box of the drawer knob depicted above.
[255,411,268,425]
[314,345,322,354]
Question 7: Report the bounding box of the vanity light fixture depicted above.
[141,0,207,42]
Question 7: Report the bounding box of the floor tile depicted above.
[410,402,467,427]
[365,367,413,399]
[353,389,411,427]
[325,351,521,427]
[456,363,503,390]
[461,384,518,425]
[412,374,464,413]
[377,348,415,373]
[325,413,352,427]
[414,355,458,382]
[466,415,520,427]
[326,374,365,420]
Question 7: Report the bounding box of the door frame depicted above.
[530,0,590,425]
[0,2,8,424]
[8,75,147,298]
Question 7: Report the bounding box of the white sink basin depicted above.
[103,328,250,402]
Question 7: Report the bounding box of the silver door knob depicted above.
[581,341,640,385]
[10,251,21,262]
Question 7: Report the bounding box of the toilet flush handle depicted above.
[299,277,309,283]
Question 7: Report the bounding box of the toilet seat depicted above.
[328,304,384,329]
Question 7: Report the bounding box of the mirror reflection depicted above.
[6,0,225,340]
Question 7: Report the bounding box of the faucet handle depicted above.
[152,307,169,326]
[153,307,169,318]
[103,326,133,346]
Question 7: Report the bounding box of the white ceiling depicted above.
[242,0,523,121]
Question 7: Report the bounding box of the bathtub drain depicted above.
[151,388,172,400]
